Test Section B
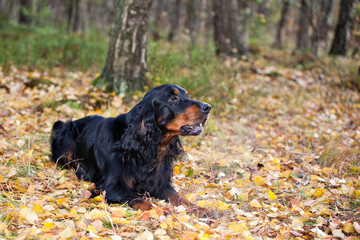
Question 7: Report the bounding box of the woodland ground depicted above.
[0,42,360,239]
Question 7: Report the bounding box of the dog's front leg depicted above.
[159,186,215,218]
[102,185,152,211]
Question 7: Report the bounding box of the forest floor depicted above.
[1,56,360,239]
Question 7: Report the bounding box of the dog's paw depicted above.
[130,198,152,211]
[190,206,216,219]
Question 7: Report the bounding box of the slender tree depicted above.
[296,0,310,51]
[318,0,334,44]
[213,0,249,56]
[168,0,183,41]
[274,0,290,49]
[213,0,227,56]
[95,0,154,94]
[329,0,355,56]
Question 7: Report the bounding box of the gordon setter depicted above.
[50,84,212,217]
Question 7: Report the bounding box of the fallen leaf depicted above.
[249,199,262,208]
[343,222,355,233]
[268,189,277,200]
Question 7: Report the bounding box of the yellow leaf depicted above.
[253,176,264,186]
[196,200,213,208]
[343,222,355,233]
[279,170,292,178]
[174,166,180,175]
[238,193,248,202]
[0,175,5,183]
[313,188,325,198]
[291,217,304,227]
[186,193,196,202]
[89,209,106,219]
[33,205,44,215]
[354,190,360,198]
[93,195,102,202]
[160,222,168,230]
[43,222,55,228]
[216,201,229,210]
[0,222,7,231]
[56,198,67,207]
[198,190,205,195]
[27,184,35,194]
[87,225,98,234]
[249,199,262,208]
[268,190,277,200]
[228,222,248,233]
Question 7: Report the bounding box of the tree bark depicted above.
[274,0,290,49]
[96,0,154,94]
[212,0,227,56]
[235,0,249,55]
[296,0,310,51]
[168,0,182,41]
[329,0,355,56]
[318,0,333,43]
[151,0,166,40]
[186,0,198,53]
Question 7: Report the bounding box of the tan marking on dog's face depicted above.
[173,89,179,95]
[165,105,201,133]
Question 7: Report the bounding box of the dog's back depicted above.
[50,115,104,179]
[50,120,78,167]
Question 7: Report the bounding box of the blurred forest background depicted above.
[0,0,359,95]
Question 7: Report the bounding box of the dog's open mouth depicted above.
[180,118,208,136]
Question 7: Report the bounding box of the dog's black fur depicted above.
[50,84,211,213]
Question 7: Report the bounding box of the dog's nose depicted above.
[201,103,211,114]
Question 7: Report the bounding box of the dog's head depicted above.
[142,84,211,136]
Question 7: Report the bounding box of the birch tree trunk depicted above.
[96,0,154,94]
[329,0,355,56]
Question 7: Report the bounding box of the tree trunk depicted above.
[329,0,355,56]
[186,0,198,53]
[96,0,154,94]
[235,0,250,55]
[274,0,290,49]
[66,0,88,33]
[168,0,182,41]
[318,0,333,44]
[296,0,310,51]
[212,0,227,56]
[151,0,166,40]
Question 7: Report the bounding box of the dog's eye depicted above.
[169,95,180,102]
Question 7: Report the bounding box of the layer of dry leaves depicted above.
[1,59,360,239]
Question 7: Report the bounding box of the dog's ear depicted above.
[153,99,174,129]
[114,102,162,152]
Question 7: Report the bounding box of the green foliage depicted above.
[0,23,108,70]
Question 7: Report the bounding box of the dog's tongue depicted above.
[181,123,203,136]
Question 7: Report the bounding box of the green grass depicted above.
[0,22,108,70]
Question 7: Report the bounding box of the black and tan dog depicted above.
[50,84,212,217]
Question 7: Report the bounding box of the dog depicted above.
[50,84,212,217]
